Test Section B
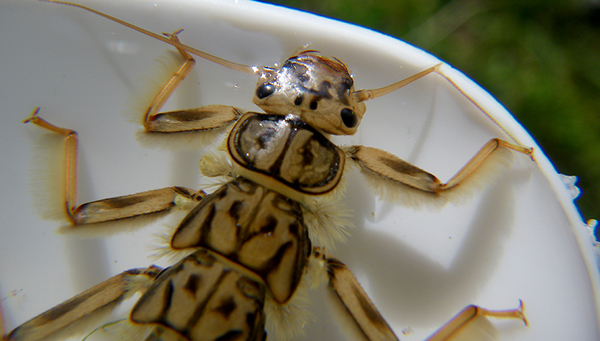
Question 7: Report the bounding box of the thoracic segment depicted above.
[171,178,311,304]
[228,113,345,197]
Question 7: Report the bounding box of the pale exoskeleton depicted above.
[0,1,546,340]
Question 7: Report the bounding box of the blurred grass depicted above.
[260,0,600,236]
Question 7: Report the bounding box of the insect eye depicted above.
[340,108,358,128]
[256,83,276,99]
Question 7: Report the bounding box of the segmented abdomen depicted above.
[131,249,267,341]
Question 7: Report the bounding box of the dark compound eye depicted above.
[256,83,276,99]
[341,108,358,128]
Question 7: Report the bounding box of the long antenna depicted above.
[353,63,442,102]
[41,0,258,75]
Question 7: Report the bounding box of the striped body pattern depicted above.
[228,113,345,197]
[3,4,532,339]
[171,177,311,304]
[128,115,335,340]
[131,249,266,341]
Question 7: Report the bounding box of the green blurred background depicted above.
[259,0,600,238]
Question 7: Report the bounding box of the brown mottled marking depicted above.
[228,114,345,195]
[378,155,429,177]
[173,200,218,248]
[131,250,266,341]
[174,186,206,202]
[213,296,237,319]
[349,145,440,193]
[6,266,162,341]
[172,178,309,303]
[71,187,202,224]
[214,329,243,341]
[103,192,158,208]
[258,216,277,235]
[228,201,244,220]
[351,284,389,329]
[183,274,202,297]
[326,256,398,341]
[147,105,243,133]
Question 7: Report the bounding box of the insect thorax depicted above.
[227,113,345,202]
[171,177,311,304]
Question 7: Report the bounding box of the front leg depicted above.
[346,139,533,206]
[142,31,243,134]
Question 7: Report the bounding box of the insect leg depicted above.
[347,139,532,205]
[38,1,246,134]
[4,266,162,341]
[313,247,399,341]
[435,139,533,192]
[317,246,527,341]
[24,108,204,225]
[140,31,244,134]
[424,301,527,341]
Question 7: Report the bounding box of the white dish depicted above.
[0,0,598,340]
